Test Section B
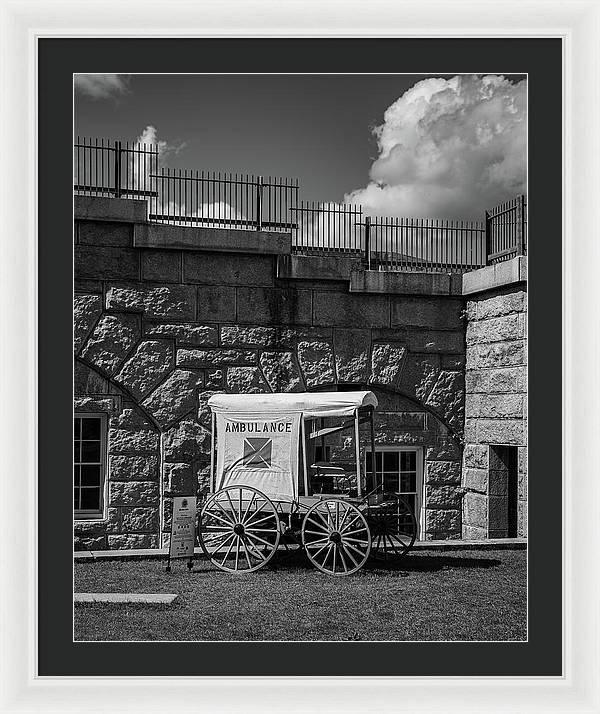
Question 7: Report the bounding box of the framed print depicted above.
[1,0,598,712]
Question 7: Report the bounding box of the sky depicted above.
[74,73,526,220]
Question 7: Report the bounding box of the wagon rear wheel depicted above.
[302,499,371,576]
[199,486,280,573]
[366,494,417,562]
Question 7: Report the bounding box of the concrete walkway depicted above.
[74,538,526,562]
[74,592,178,604]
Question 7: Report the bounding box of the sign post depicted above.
[166,496,197,572]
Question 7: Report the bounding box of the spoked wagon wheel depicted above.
[366,494,417,562]
[199,485,280,573]
[301,499,371,576]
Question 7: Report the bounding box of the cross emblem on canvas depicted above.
[243,437,272,467]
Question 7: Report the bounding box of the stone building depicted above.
[73,195,527,550]
[462,263,528,539]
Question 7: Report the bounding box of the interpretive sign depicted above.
[168,496,197,562]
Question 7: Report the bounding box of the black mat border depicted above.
[39,37,562,677]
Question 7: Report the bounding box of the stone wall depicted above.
[73,199,469,548]
[462,286,527,538]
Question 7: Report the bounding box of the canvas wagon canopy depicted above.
[208,390,378,419]
[208,391,378,500]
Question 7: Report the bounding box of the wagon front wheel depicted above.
[199,486,280,573]
[302,499,371,576]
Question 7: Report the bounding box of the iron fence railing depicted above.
[291,202,363,254]
[288,208,486,272]
[74,137,159,199]
[364,216,486,272]
[485,195,527,264]
[147,169,299,231]
[73,137,527,272]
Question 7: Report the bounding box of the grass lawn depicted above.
[74,548,526,641]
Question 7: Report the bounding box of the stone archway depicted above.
[74,358,162,550]
[367,385,464,540]
[303,382,463,540]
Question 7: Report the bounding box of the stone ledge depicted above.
[75,195,148,223]
[350,270,462,296]
[277,254,362,282]
[462,256,527,295]
[134,223,291,255]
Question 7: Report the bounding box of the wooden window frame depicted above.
[365,445,424,538]
[73,412,108,521]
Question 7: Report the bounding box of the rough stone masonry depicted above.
[73,196,527,549]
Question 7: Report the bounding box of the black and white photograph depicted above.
[5,0,600,706]
[73,72,528,642]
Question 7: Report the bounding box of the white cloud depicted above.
[346,74,526,220]
[134,127,240,225]
[136,125,187,160]
[129,126,188,190]
[162,201,246,228]
[74,74,130,100]
[136,125,167,153]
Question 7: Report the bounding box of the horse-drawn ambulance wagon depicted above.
[198,391,417,576]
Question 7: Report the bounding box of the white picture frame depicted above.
[1,0,598,711]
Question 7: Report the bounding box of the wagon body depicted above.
[198,391,417,575]
[208,390,377,500]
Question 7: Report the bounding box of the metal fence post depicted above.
[114,140,122,198]
[364,216,371,269]
[256,176,263,230]
[484,209,491,265]
[516,194,525,256]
